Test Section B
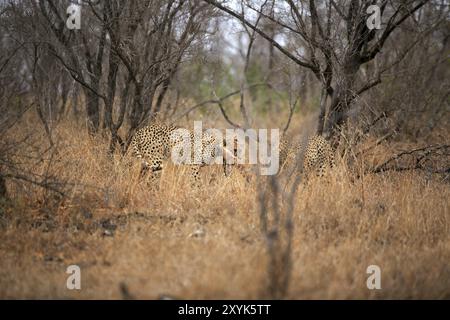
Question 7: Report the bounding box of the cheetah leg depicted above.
[139,162,151,179]
[139,160,163,190]
[189,164,203,188]
[303,172,310,185]
[146,167,163,189]
[221,145,238,177]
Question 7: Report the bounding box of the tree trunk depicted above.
[320,57,361,145]
[84,90,100,134]
[0,175,7,199]
[316,86,328,136]
[154,78,170,117]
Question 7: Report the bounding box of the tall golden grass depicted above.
[0,112,449,299]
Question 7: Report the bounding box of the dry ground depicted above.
[0,115,449,299]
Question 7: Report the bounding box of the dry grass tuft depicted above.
[0,115,449,299]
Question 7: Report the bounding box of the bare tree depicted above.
[15,0,213,153]
[0,4,66,199]
[203,0,445,145]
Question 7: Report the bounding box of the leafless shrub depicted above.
[0,15,70,201]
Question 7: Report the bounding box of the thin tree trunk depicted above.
[0,175,7,199]
[316,86,328,135]
[154,78,171,117]
[84,90,100,134]
[35,103,54,147]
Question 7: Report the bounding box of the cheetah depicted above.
[279,136,292,171]
[128,123,236,186]
[278,134,334,181]
[302,135,334,181]
[278,134,305,174]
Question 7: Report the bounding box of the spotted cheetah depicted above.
[302,135,334,180]
[128,123,235,186]
[278,134,334,181]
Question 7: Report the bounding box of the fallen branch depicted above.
[370,144,450,174]
[2,173,66,196]
[371,166,450,174]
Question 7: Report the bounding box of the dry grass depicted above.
[0,114,449,299]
